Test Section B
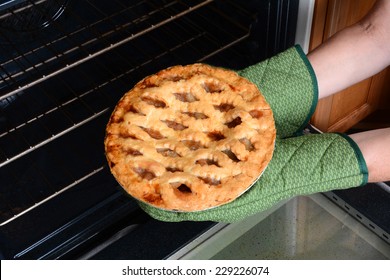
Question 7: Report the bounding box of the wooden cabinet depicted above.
[309,0,390,132]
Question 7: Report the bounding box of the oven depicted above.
[168,130,390,260]
[0,0,389,260]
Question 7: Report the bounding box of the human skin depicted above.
[307,0,390,182]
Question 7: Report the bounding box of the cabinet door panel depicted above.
[309,0,383,132]
[329,79,371,125]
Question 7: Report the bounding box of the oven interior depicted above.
[0,0,298,259]
[1,0,388,260]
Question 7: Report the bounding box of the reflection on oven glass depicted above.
[211,196,388,260]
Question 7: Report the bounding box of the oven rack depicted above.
[0,0,252,164]
[0,0,255,226]
[0,0,252,166]
[0,0,217,99]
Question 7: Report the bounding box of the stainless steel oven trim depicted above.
[295,0,315,53]
[166,200,288,260]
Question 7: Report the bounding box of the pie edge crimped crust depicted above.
[104,63,276,212]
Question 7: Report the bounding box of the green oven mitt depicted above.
[139,133,368,222]
[239,45,318,138]
[137,45,368,222]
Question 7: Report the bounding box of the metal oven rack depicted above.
[0,0,249,224]
[0,0,298,259]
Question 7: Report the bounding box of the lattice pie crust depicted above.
[105,63,276,211]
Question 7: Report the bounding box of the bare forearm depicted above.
[349,128,390,183]
[307,0,390,182]
[308,0,390,99]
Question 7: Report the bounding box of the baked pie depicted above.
[105,63,276,211]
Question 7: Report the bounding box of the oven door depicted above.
[2,0,388,260]
[167,191,390,259]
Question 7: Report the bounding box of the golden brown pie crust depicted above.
[105,63,276,211]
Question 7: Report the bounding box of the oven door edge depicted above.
[294,0,315,54]
[165,200,288,260]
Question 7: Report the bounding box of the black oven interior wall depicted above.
[0,0,298,259]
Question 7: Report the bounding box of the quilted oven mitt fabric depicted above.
[138,45,368,223]
[239,45,318,139]
[140,133,368,222]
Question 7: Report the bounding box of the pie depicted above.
[104,63,276,212]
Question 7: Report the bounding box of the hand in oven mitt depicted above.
[139,45,369,223]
